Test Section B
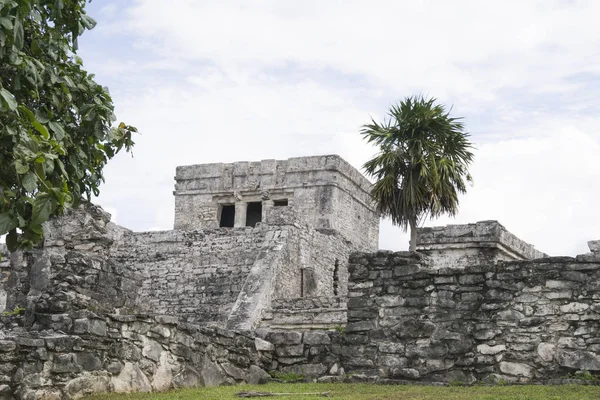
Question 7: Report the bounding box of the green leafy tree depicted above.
[361,96,474,251]
[0,0,136,251]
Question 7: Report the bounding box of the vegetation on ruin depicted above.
[85,382,600,400]
[361,96,474,251]
[0,0,136,252]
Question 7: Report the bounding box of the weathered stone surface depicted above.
[246,366,271,384]
[254,338,274,351]
[303,331,331,346]
[477,344,506,355]
[200,356,225,387]
[172,367,201,388]
[557,350,600,371]
[142,338,163,362]
[390,367,420,380]
[537,343,555,362]
[64,374,111,400]
[266,331,302,345]
[112,363,152,393]
[499,362,535,378]
[0,341,16,352]
[76,352,102,371]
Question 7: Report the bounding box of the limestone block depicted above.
[560,302,590,313]
[266,331,302,345]
[254,338,274,352]
[303,331,331,346]
[52,353,81,373]
[499,361,535,378]
[276,344,304,357]
[557,350,600,371]
[245,365,271,384]
[0,341,16,352]
[477,344,506,355]
[64,374,111,400]
[281,363,327,377]
[172,367,200,388]
[75,352,102,371]
[589,240,600,253]
[537,343,556,362]
[73,319,107,337]
[112,363,152,393]
[152,352,178,391]
[142,338,163,362]
[390,367,420,379]
[200,355,225,387]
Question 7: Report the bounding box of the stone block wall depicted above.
[0,312,273,400]
[2,205,141,319]
[343,251,600,383]
[112,227,284,325]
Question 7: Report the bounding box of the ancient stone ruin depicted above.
[0,154,599,399]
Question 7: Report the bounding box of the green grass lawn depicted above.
[86,383,600,400]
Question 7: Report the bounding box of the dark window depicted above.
[273,199,288,206]
[300,268,304,297]
[333,259,340,296]
[246,202,262,227]
[219,204,235,227]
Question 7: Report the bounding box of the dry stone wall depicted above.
[343,251,600,383]
[113,228,284,325]
[0,312,273,400]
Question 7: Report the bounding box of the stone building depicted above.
[172,154,379,251]
[416,220,547,269]
[0,154,600,399]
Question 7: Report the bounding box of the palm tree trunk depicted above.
[408,217,417,252]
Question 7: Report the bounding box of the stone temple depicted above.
[0,154,599,399]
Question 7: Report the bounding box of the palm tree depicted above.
[361,96,474,251]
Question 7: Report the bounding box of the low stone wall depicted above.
[258,330,343,379]
[0,312,273,399]
[343,251,600,383]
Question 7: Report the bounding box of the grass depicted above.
[85,382,600,400]
[268,371,306,382]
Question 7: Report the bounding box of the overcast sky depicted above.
[71,0,600,256]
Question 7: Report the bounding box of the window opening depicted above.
[219,204,235,227]
[300,268,305,297]
[246,201,262,227]
[273,199,288,206]
[333,259,340,296]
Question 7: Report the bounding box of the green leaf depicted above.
[0,88,17,110]
[48,121,66,140]
[0,17,13,30]
[14,159,29,174]
[22,172,37,192]
[35,110,50,123]
[17,105,35,122]
[31,193,57,227]
[13,18,23,49]
[32,121,50,139]
[80,15,97,30]
[0,213,18,236]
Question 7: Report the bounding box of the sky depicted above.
[66,0,600,256]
